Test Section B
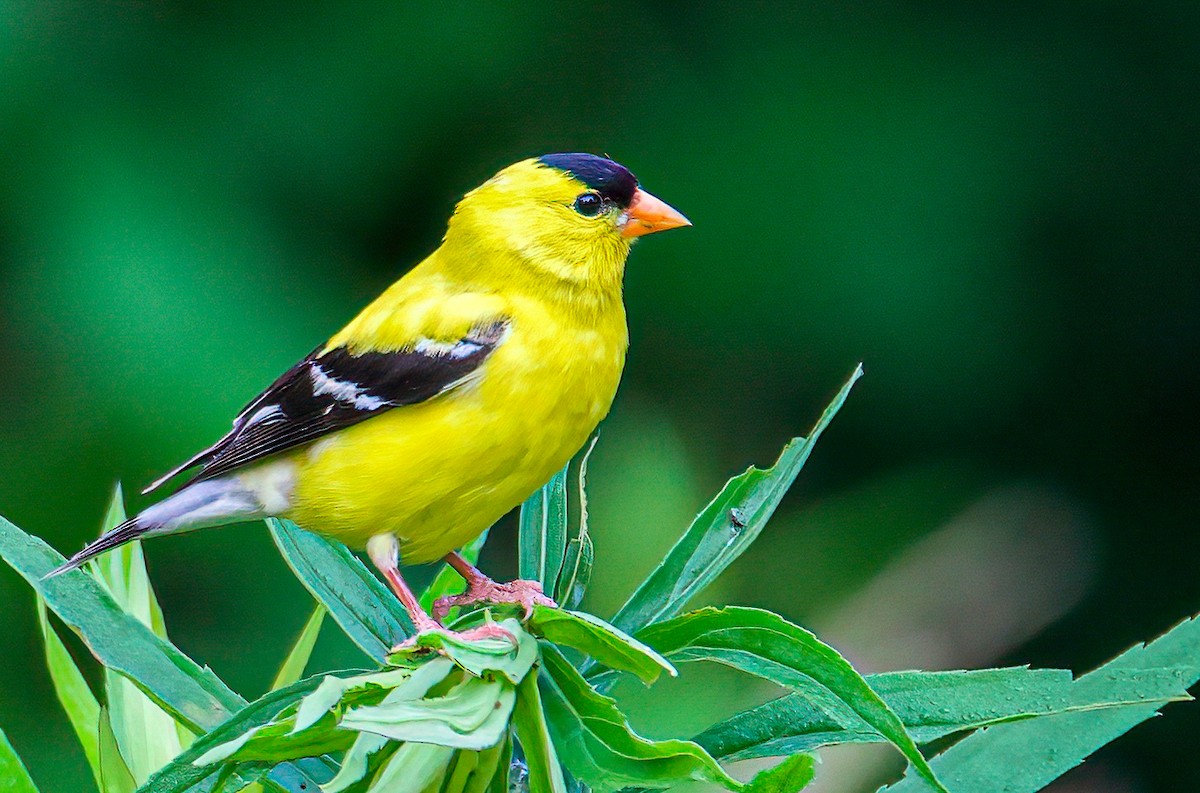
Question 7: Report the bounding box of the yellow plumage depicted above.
[53,152,689,635]
[290,159,631,560]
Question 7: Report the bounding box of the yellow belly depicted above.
[283,313,625,564]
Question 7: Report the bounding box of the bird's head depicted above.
[444,153,690,293]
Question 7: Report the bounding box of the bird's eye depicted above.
[573,192,605,217]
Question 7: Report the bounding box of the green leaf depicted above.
[556,534,594,614]
[0,726,40,793]
[519,465,570,591]
[638,606,946,793]
[193,639,529,780]
[611,366,862,634]
[191,667,432,768]
[420,528,490,613]
[555,437,599,610]
[387,618,539,684]
[290,665,446,736]
[36,597,103,789]
[90,486,189,784]
[462,741,508,793]
[91,485,168,639]
[0,504,326,793]
[341,676,515,750]
[320,733,389,793]
[537,642,740,793]
[488,735,512,793]
[99,707,139,793]
[138,675,341,793]
[270,606,326,691]
[697,666,1189,761]
[882,613,1200,793]
[365,742,455,793]
[512,670,567,793]
[0,514,241,733]
[528,606,675,684]
[268,518,413,660]
[744,755,816,793]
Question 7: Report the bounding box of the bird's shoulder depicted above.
[328,273,512,354]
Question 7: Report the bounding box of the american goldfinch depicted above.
[51,153,689,640]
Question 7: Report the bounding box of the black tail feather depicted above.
[44,518,146,579]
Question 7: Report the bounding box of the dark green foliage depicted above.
[269,519,413,660]
[610,366,862,634]
[639,606,946,793]
[698,666,1189,761]
[883,616,1200,793]
[0,726,40,793]
[1,371,1197,793]
[0,514,242,732]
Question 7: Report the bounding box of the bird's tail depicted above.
[45,517,149,578]
[44,475,269,579]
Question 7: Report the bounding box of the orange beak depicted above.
[621,188,692,238]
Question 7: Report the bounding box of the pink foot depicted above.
[433,577,557,623]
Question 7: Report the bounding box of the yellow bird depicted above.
[51,153,689,641]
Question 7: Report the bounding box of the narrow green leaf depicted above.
[99,707,139,793]
[463,741,507,793]
[91,486,188,785]
[138,675,343,793]
[444,748,478,793]
[488,737,511,793]
[882,613,1200,793]
[420,528,490,612]
[365,742,454,793]
[519,465,570,591]
[638,606,946,793]
[268,518,413,661]
[512,670,567,793]
[321,733,389,793]
[0,726,40,793]
[556,534,593,613]
[36,598,103,789]
[744,755,816,793]
[193,716,354,766]
[697,666,1188,761]
[270,606,325,691]
[0,514,241,732]
[528,606,675,684]
[538,642,739,793]
[92,485,168,639]
[611,366,862,634]
[555,437,599,610]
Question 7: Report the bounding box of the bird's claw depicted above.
[433,578,557,623]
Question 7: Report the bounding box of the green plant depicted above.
[1,366,1196,793]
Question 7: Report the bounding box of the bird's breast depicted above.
[286,302,627,559]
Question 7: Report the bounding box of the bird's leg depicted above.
[367,534,440,636]
[432,551,557,623]
[369,535,516,648]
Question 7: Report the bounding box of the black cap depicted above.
[538,153,639,208]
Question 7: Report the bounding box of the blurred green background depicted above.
[1,2,1197,791]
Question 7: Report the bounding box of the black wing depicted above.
[143,320,509,495]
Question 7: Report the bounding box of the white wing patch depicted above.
[243,404,284,427]
[414,337,458,356]
[309,364,390,410]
